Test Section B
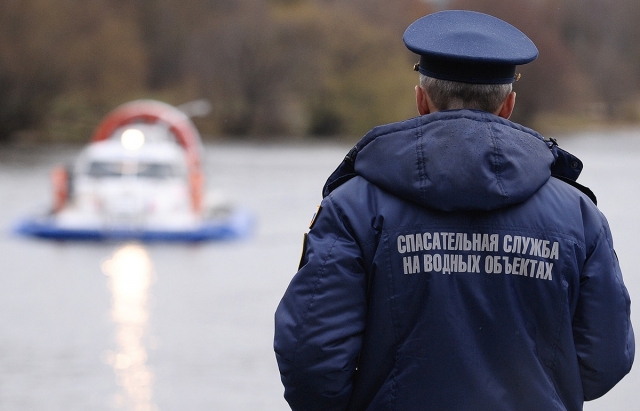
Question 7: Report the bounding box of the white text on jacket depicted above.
[396,232,559,280]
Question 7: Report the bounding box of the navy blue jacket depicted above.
[274,110,634,411]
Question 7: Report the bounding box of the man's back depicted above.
[275,111,633,411]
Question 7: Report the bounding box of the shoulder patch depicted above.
[309,205,322,229]
[298,233,309,270]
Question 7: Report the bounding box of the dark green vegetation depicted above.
[2,0,639,142]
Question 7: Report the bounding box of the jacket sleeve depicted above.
[573,216,635,400]
[274,195,367,411]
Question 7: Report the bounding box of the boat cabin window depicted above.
[137,163,181,178]
[86,161,185,179]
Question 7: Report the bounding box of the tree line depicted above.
[1,0,639,143]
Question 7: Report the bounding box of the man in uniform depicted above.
[274,10,634,411]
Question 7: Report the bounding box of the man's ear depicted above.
[415,86,431,115]
[497,91,516,119]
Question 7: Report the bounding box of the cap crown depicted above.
[403,10,538,84]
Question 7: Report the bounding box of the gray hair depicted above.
[419,74,512,113]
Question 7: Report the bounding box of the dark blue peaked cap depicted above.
[403,10,538,84]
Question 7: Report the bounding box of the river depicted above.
[0,133,638,410]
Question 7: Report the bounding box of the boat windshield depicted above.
[86,161,184,179]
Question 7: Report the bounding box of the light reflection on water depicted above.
[102,243,156,411]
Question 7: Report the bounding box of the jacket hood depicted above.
[352,110,554,211]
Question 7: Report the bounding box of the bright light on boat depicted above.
[121,128,145,150]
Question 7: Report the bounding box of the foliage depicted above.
[2,0,640,142]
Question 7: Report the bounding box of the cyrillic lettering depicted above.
[414,233,424,252]
[433,254,442,272]
[550,242,559,260]
[485,255,493,273]
[423,233,432,251]
[470,255,480,273]
[403,256,411,274]
[490,234,499,252]
[503,235,513,253]
[512,236,522,254]
[442,254,452,274]
[481,235,490,252]
[531,238,542,257]
[406,235,415,253]
[473,234,482,251]
[543,262,553,280]
[512,257,521,275]
[424,254,433,272]
[432,233,441,250]
[542,240,551,258]
[463,234,472,251]
[503,256,512,274]
[485,255,502,274]
[397,235,406,254]
[447,233,456,250]
[493,255,502,273]
[458,255,467,272]
[403,255,420,274]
